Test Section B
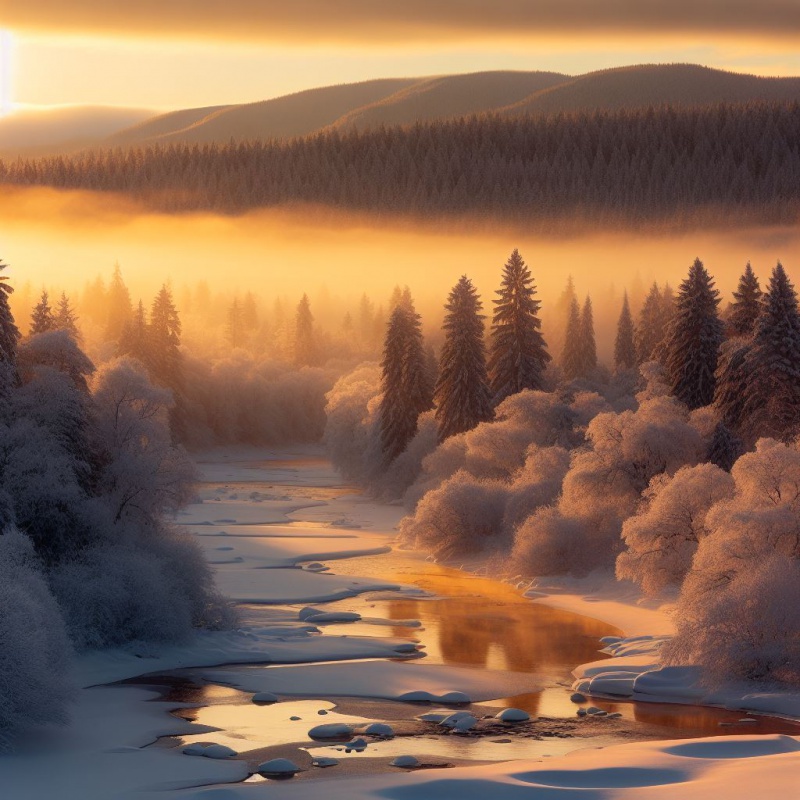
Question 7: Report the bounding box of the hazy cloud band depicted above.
[8,1,800,43]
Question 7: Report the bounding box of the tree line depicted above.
[2,102,800,226]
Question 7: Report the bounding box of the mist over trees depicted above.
[3,102,800,227]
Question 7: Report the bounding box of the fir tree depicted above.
[713,339,750,430]
[379,295,431,463]
[487,249,550,405]
[434,276,493,441]
[149,285,182,389]
[54,292,80,339]
[663,258,723,409]
[579,295,597,376]
[118,300,149,364]
[0,259,20,394]
[30,290,54,336]
[294,294,317,366]
[635,282,665,364]
[560,296,583,381]
[706,422,743,472]
[226,298,246,348]
[614,291,637,370]
[727,262,762,337]
[550,276,577,361]
[105,263,133,342]
[739,262,800,441]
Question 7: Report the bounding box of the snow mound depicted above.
[514,766,690,788]
[304,611,362,623]
[663,736,800,759]
[495,708,530,722]
[257,758,300,776]
[308,722,355,740]
[391,755,420,767]
[397,689,471,703]
[252,691,279,704]
[183,743,238,759]
[362,723,394,736]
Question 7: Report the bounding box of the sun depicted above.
[0,30,12,115]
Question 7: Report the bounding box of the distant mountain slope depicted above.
[0,105,153,158]
[106,105,230,147]
[107,79,418,147]
[326,71,568,132]
[503,64,800,116]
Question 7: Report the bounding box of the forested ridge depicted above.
[2,102,800,226]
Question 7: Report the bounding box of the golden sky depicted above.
[4,2,800,111]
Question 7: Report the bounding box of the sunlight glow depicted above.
[0,30,12,115]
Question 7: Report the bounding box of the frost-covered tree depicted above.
[706,421,744,472]
[560,296,583,380]
[713,338,750,431]
[727,262,762,337]
[739,262,800,441]
[294,293,317,366]
[663,259,723,409]
[226,298,246,349]
[549,275,577,361]
[379,296,431,463]
[434,276,493,441]
[614,291,636,371]
[29,290,54,336]
[663,439,800,686]
[105,263,133,342]
[487,249,550,404]
[616,463,735,596]
[53,292,79,339]
[635,283,665,364]
[0,529,74,752]
[579,295,597,375]
[149,285,182,389]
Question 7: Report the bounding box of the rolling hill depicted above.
[5,64,800,158]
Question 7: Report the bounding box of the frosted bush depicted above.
[0,530,74,751]
[512,506,593,577]
[398,470,509,558]
[616,463,735,596]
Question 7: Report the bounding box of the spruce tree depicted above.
[30,290,54,336]
[579,295,597,375]
[560,295,583,381]
[105,263,133,342]
[149,285,182,389]
[118,300,149,364]
[226,298,246,348]
[0,259,20,395]
[614,291,637,370]
[635,282,665,364]
[739,262,800,440]
[487,249,550,405]
[434,276,493,441]
[54,292,80,339]
[727,262,762,337]
[714,339,750,431]
[706,421,743,472]
[663,258,723,409]
[294,294,317,366]
[379,295,431,463]
[550,276,577,360]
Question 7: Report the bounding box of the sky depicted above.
[4,2,800,112]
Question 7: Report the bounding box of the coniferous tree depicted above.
[54,292,80,339]
[379,294,431,462]
[714,339,750,431]
[434,276,493,441]
[635,283,665,364]
[149,285,182,389]
[739,262,800,440]
[727,262,762,337]
[487,249,550,405]
[0,259,20,395]
[560,296,583,381]
[614,291,637,370]
[579,295,597,376]
[242,292,259,331]
[30,290,55,336]
[118,300,149,364]
[294,294,317,366]
[226,298,246,348]
[550,276,576,362]
[706,421,743,472]
[663,258,723,409]
[105,264,133,342]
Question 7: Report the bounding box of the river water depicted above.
[145,450,800,784]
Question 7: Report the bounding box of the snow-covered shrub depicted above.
[0,529,74,751]
[398,470,509,558]
[502,445,571,533]
[512,506,593,577]
[323,363,381,485]
[50,525,232,650]
[663,439,800,686]
[616,463,735,596]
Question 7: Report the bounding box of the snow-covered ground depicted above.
[2,446,798,799]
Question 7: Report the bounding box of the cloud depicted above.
[8,2,800,45]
